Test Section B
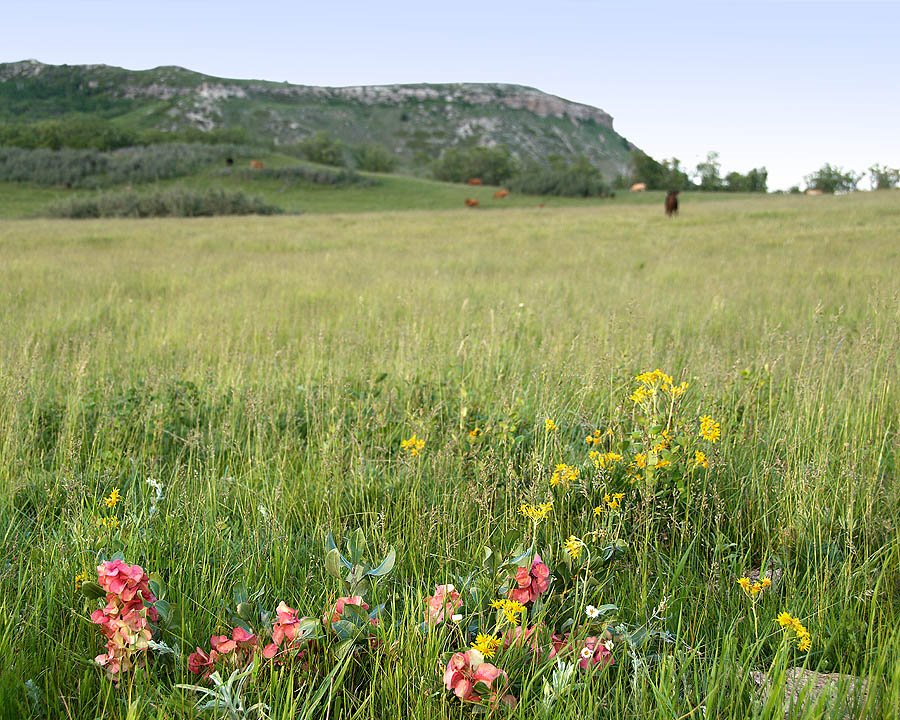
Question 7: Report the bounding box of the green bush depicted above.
[432,145,517,185]
[291,131,346,167]
[0,144,251,187]
[44,188,283,218]
[508,156,612,198]
[352,143,397,173]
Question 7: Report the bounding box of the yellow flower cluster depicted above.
[519,502,553,523]
[631,369,689,399]
[471,633,501,658]
[604,492,625,511]
[699,415,721,443]
[694,451,709,469]
[467,427,482,442]
[104,487,122,508]
[777,611,811,652]
[544,418,558,433]
[564,535,584,560]
[550,463,579,487]
[589,451,623,470]
[737,576,772,598]
[401,434,426,456]
[74,571,90,591]
[584,429,608,446]
[95,516,120,531]
[491,599,527,626]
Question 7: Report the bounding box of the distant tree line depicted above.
[626,151,768,193]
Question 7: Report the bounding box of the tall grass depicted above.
[0,192,897,718]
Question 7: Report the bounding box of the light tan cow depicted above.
[805,189,823,196]
[629,182,647,192]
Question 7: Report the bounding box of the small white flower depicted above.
[603,640,614,651]
[445,584,455,592]
[451,614,463,623]
[580,646,593,660]
[585,605,600,618]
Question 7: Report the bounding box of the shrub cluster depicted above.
[508,157,612,198]
[44,188,283,219]
[0,117,252,151]
[432,145,518,186]
[0,144,251,188]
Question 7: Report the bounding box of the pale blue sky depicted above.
[3,0,898,189]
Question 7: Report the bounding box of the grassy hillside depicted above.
[0,148,773,218]
[0,192,898,718]
[0,60,636,178]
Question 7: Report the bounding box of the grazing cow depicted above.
[629,182,647,192]
[493,189,509,199]
[805,189,823,196]
[665,190,680,217]
[250,159,264,170]
[465,198,480,207]
[467,178,483,186]
[225,157,234,167]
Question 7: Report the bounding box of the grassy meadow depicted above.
[1,191,898,718]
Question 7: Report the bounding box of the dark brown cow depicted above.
[465,198,480,207]
[665,190,679,217]
[467,178,483,186]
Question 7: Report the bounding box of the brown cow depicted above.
[465,198,480,207]
[493,189,509,199]
[467,178,483,186]
[250,160,264,170]
[805,189,824,196]
[629,182,647,192]
[665,190,679,217]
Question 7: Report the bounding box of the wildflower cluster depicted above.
[444,649,516,709]
[88,560,158,682]
[777,611,812,652]
[507,555,550,605]
[699,415,721,443]
[400,434,425,456]
[549,463,579,487]
[519,501,553,523]
[737,576,772,599]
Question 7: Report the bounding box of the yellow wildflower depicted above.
[699,415,721,443]
[629,386,650,404]
[776,611,794,628]
[519,501,553,523]
[634,453,647,469]
[694,451,709,469]
[96,516,120,531]
[550,463,579,487]
[737,577,752,593]
[797,634,812,652]
[760,578,772,590]
[635,369,673,387]
[564,535,584,560]
[544,418,558,433]
[590,451,623,470]
[401,434,426,456]
[585,429,604,446]
[491,599,526,626]
[104,487,122,508]
[468,427,483,442]
[74,571,90,591]
[604,492,625,510]
[666,381,689,397]
[471,633,501,658]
